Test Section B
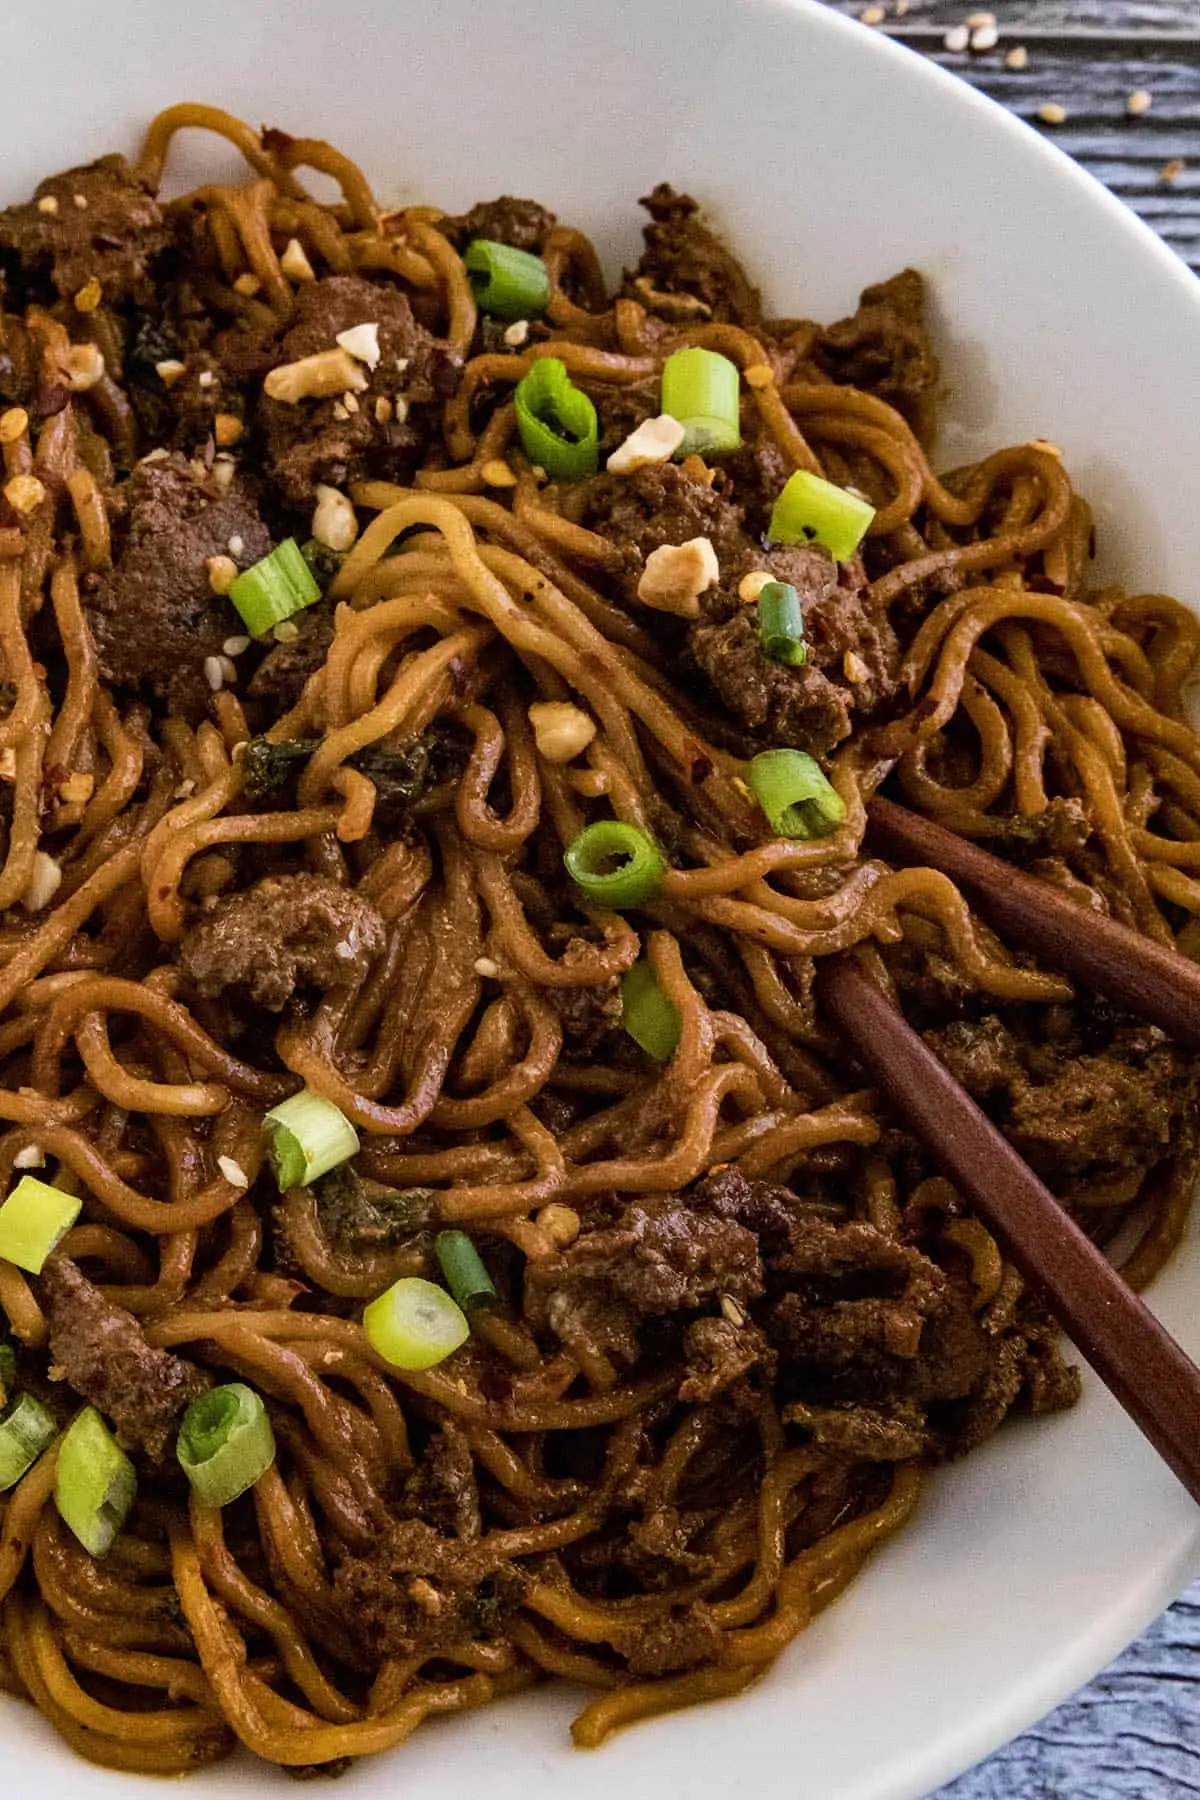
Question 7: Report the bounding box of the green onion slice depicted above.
[748,749,846,840]
[463,240,550,320]
[229,538,322,639]
[0,1176,81,1275]
[513,357,599,481]
[620,961,681,1062]
[55,1407,136,1558]
[0,1393,57,1494]
[563,820,667,909]
[177,1384,276,1508]
[661,347,742,457]
[435,1231,497,1314]
[363,1277,470,1371]
[262,1091,359,1193]
[767,470,875,563]
[758,581,807,667]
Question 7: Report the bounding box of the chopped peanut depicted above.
[336,322,382,369]
[66,344,105,392]
[264,348,369,404]
[233,272,261,296]
[636,537,720,619]
[23,852,62,912]
[36,195,59,216]
[607,413,685,475]
[843,650,870,684]
[738,569,774,604]
[73,277,102,313]
[58,771,95,806]
[214,413,243,447]
[311,484,359,552]
[281,237,316,282]
[536,1203,582,1248]
[0,408,29,446]
[481,459,517,488]
[156,359,186,386]
[528,701,597,764]
[4,475,46,515]
[206,554,239,596]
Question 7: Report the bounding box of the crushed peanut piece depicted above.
[13,1145,45,1169]
[58,771,95,805]
[636,537,720,619]
[1036,102,1068,125]
[73,277,102,313]
[203,656,225,693]
[528,700,597,764]
[743,363,774,389]
[197,369,215,389]
[473,956,501,979]
[860,5,886,24]
[214,413,243,447]
[738,569,775,604]
[331,401,350,421]
[336,322,382,369]
[36,195,59,216]
[536,1203,582,1249]
[843,650,871,684]
[503,319,530,347]
[943,24,969,51]
[273,619,301,643]
[344,391,362,415]
[3,475,46,515]
[1005,44,1028,70]
[1127,89,1153,117]
[233,272,261,296]
[281,237,316,282]
[1161,158,1186,184]
[156,359,186,386]
[481,458,518,488]
[73,193,88,210]
[23,852,62,912]
[0,408,29,445]
[211,456,236,490]
[374,395,394,424]
[720,1293,748,1328]
[311,484,359,552]
[264,347,369,405]
[607,413,685,475]
[216,1156,249,1190]
[970,22,999,50]
[66,344,105,392]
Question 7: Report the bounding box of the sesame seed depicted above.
[1161,158,1186,185]
[342,390,360,414]
[197,369,215,389]
[335,322,382,369]
[36,195,59,215]
[473,956,501,978]
[860,4,886,23]
[203,656,225,692]
[720,1293,747,1328]
[331,401,349,421]
[216,1155,249,1189]
[481,459,518,488]
[23,852,62,912]
[743,363,775,389]
[1036,101,1068,125]
[73,276,102,313]
[1005,44,1028,70]
[72,192,88,209]
[393,396,409,424]
[273,619,301,643]
[374,396,394,424]
[227,535,244,556]
[943,24,969,51]
[218,655,239,684]
[1126,89,1153,117]
[969,22,998,50]
[223,635,251,657]
[211,456,236,490]
[503,319,530,347]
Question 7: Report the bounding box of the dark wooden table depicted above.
[818,4,1200,1792]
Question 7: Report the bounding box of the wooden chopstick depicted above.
[818,955,1200,1506]
[866,794,1200,1048]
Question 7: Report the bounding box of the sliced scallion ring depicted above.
[767,470,875,562]
[0,1392,57,1493]
[262,1091,359,1193]
[363,1278,470,1371]
[661,347,742,456]
[748,749,846,840]
[177,1384,276,1508]
[435,1231,497,1314]
[55,1407,136,1558]
[620,961,681,1062]
[757,581,807,667]
[229,538,322,638]
[463,240,550,319]
[563,820,666,909]
[513,357,599,481]
[0,1175,82,1274]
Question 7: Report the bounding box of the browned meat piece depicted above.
[924,1015,1024,1100]
[625,185,762,327]
[987,796,1092,865]
[0,155,167,306]
[258,276,460,504]
[547,978,623,1054]
[438,197,557,252]
[399,1424,481,1541]
[680,1315,770,1402]
[767,1217,991,1407]
[247,602,334,710]
[1007,1038,1195,1180]
[581,461,753,592]
[720,436,793,537]
[1022,1327,1083,1417]
[782,1397,928,1461]
[178,873,386,1010]
[39,1259,207,1459]
[82,453,272,718]
[691,1165,796,1245]
[613,1604,723,1677]
[332,1519,524,1661]
[813,270,940,445]
[525,1189,764,1365]
[689,548,900,756]
[588,372,663,458]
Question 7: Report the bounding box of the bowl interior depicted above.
[2,2,1200,1796]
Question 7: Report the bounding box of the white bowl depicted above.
[3,2,1200,1796]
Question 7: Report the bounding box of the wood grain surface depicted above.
[816,5,1200,1792]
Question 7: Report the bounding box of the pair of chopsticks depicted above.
[817,795,1200,1505]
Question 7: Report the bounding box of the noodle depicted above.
[0,105,1196,1777]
